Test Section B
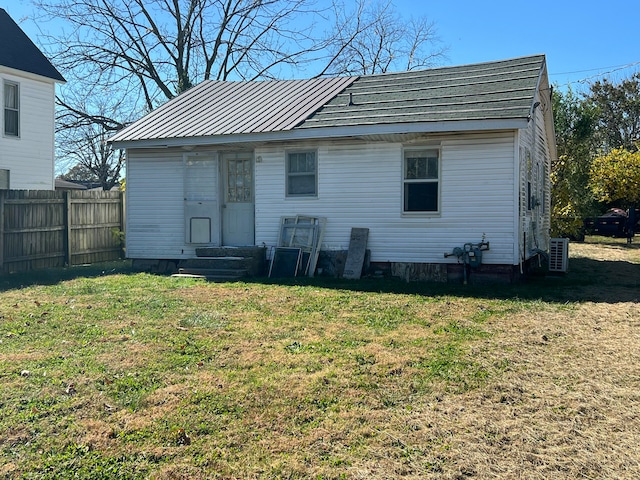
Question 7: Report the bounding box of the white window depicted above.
[286,151,317,197]
[4,82,19,137]
[403,148,439,213]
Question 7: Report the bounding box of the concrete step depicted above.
[196,246,266,260]
[181,256,248,268]
[190,246,267,277]
[173,267,248,280]
[179,256,264,276]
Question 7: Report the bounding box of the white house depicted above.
[0,8,65,190]
[110,55,556,282]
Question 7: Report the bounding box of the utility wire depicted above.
[550,61,640,88]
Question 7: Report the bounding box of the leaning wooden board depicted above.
[342,228,369,279]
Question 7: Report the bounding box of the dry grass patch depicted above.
[417,300,640,479]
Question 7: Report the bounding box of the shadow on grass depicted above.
[2,245,638,305]
[546,256,640,303]
[0,260,134,292]
[250,253,640,305]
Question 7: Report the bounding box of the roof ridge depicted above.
[344,72,540,96]
[358,54,546,80]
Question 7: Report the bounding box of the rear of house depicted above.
[111,55,556,282]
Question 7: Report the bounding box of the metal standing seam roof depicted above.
[0,8,65,82]
[109,76,357,143]
[109,55,546,145]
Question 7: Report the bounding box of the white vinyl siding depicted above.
[255,132,518,265]
[126,149,220,258]
[518,90,552,260]
[0,72,56,189]
[442,134,517,264]
[124,132,526,265]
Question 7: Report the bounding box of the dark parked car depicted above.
[583,208,639,238]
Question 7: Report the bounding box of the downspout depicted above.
[514,131,523,274]
[530,100,542,257]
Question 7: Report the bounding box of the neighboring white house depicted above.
[0,8,65,190]
[110,55,556,282]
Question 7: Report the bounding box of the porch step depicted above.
[173,267,248,281]
[196,246,266,260]
[178,247,267,278]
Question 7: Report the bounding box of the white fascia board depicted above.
[110,118,530,150]
[0,65,65,84]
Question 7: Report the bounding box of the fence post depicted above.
[0,190,5,271]
[64,190,72,267]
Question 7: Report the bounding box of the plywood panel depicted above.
[343,228,369,279]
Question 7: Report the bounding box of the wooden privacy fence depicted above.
[0,190,125,274]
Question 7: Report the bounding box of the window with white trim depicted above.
[4,81,19,137]
[403,148,439,213]
[286,151,317,197]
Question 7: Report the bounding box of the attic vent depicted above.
[548,238,569,273]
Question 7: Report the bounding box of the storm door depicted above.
[184,154,220,245]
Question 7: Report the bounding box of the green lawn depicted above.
[1,239,639,479]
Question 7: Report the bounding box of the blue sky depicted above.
[2,0,639,91]
[415,0,640,90]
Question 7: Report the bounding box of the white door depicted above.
[184,154,220,245]
[222,152,255,246]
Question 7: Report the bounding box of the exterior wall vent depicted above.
[549,238,569,273]
[0,169,9,190]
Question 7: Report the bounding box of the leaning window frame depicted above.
[3,80,20,138]
[285,149,318,198]
[401,146,441,216]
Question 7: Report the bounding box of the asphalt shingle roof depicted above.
[0,8,65,82]
[300,55,545,128]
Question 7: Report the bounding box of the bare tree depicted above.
[34,0,445,187]
[55,91,128,189]
[37,0,325,115]
[57,123,125,190]
[318,0,445,76]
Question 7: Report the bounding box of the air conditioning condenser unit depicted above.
[548,238,569,273]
